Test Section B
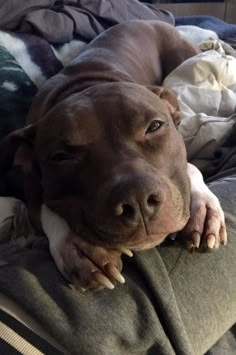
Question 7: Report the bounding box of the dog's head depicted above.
[0,82,190,250]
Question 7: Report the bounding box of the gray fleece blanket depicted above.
[1,175,236,355]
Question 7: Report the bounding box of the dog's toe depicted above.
[182,190,227,252]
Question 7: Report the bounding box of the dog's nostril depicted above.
[115,203,135,219]
[122,204,135,219]
[147,193,159,207]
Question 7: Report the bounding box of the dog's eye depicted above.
[49,151,73,161]
[146,120,163,134]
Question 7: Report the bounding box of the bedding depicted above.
[163,39,236,172]
[176,25,219,44]
[0,0,174,43]
[0,2,236,353]
[0,44,37,141]
[176,15,236,42]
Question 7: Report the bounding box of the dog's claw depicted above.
[105,262,125,284]
[92,271,115,289]
[221,238,227,246]
[186,232,200,252]
[70,280,87,292]
[187,241,196,253]
[192,231,201,248]
[207,234,216,249]
[119,247,133,257]
[220,225,227,245]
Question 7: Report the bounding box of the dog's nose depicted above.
[114,193,159,220]
[109,176,161,226]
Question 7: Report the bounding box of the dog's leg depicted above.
[182,163,227,251]
[41,205,131,291]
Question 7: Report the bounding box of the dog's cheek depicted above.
[41,162,77,199]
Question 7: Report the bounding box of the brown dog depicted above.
[0,21,226,289]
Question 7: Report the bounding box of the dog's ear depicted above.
[0,124,36,173]
[147,86,181,126]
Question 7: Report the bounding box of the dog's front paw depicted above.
[183,188,227,251]
[52,232,125,290]
[41,205,131,291]
[182,164,227,251]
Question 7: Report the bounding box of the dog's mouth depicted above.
[78,211,174,251]
[80,211,137,246]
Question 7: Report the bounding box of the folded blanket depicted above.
[176,16,236,40]
[0,31,64,88]
[0,30,86,88]
[0,0,174,44]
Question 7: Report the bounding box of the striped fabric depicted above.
[0,298,65,355]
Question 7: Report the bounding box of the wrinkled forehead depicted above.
[36,83,169,148]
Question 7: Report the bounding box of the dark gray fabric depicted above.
[0,0,174,44]
[161,170,236,354]
[206,324,236,355]
[205,122,236,179]
[0,167,236,354]
[0,239,193,354]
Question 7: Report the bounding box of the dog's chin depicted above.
[73,220,167,251]
[125,234,167,251]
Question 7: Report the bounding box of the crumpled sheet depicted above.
[163,39,236,171]
[0,0,174,44]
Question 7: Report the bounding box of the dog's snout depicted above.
[110,175,161,226]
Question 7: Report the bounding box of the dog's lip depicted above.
[80,210,170,250]
[82,222,164,249]
[82,216,166,250]
[81,212,124,240]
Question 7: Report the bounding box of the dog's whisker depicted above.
[92,271,115,289]
[105,262,125,284]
